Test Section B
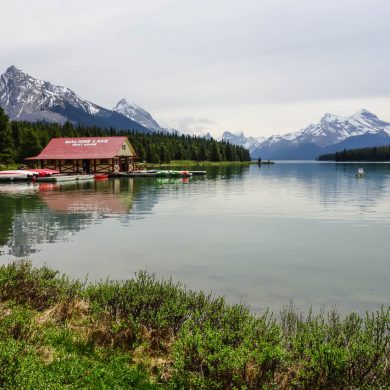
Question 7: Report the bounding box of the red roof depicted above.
[26,137,132,160]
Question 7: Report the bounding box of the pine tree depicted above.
[18,128,42,160]
[0,107,15,164]
[209,141,222,162]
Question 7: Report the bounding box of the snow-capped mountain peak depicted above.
[249,109,390,160]
[0,65,104,121]
[282,109,390,148]
[0,66,150,132]
[219,131,265,153]
[113,98,163,132]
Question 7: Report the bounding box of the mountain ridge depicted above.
[0,66,151,133]
[221,110,390,159]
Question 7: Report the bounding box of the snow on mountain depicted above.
[219,131,265,154]
[290,109,390,147]
[1,66,103,121]
[251,109,390,159]
[259,109,390,148]
[162,127,181,135]
[188,130,211,139]
[114,98,163,132]
[0,66,150,132]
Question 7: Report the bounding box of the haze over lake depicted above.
[1,163,389,314]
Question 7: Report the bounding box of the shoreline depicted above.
[0,260,388,388]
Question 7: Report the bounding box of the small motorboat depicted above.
[0,170,35,181]
[356,168,365,178]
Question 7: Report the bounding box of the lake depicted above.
[1,162,389,314]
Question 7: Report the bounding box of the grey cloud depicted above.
[1,0,390,136]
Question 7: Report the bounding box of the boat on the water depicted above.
[95,173,109,180]
[37,174,95,182]
[76,174,95,181]
[0,170,35,181]
[37,174,78,183]
[356,168,365,178]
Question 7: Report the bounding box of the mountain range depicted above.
[1,66,389,159]
[0,66,155,133]
[220,110,390,159]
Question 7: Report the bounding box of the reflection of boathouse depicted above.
[26,137,138,174]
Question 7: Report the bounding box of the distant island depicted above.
[318,145,390,162]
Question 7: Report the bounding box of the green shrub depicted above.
[0,261,71,310]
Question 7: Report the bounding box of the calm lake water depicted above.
[1,162,389,314]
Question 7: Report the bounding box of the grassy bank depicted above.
[0,261,388,389]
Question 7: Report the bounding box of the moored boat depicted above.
[0,170,35,181]
[94,173,109,179]
[37,174,79,183]
[76,174,95,181]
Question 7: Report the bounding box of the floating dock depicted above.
[114,170,206,178]
[36,174,95,182]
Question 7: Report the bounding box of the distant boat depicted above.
[356,168,365,178]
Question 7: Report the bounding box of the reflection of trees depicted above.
[0,188,43,247]
[0,179,160,258]
[8,210,88,257]
[206,164,249,180]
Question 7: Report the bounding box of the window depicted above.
[122,145,126,150]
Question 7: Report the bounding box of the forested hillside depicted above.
[318,145,390,161]
[0,107,250,164]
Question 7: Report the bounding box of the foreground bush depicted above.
[0,261,389,389]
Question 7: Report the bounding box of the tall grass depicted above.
[0,260,388,389]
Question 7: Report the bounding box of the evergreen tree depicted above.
[0,107,15,164]
[18,128,42,160]
[209,141,222,162]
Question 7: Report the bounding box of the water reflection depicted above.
[0,163,389,314]
[0,179,161,257]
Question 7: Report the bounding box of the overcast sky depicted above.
[1,0,389,137]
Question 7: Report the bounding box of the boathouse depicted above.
[26,137,138,174]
